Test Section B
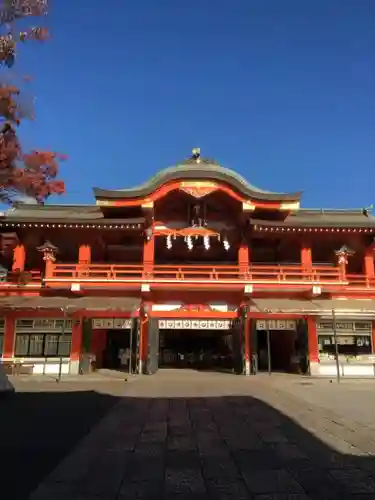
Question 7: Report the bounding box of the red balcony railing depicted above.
[48,263,343,283]
[1,264,374,291]
[3,264,375,291]
[50,264,144,280]
[346,274,375,289]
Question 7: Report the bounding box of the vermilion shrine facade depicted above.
[1,149,375,377]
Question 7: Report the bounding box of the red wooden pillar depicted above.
[12,244,25,272]
[3,315,15,359]
[78,244,91,278]
[244,314,251,375]
[143,233,155,276]
[70,317,82,374]
[301,240,312,272]
[371,321,375,355]
[238,241,250,276]
[364,248,375,280]
[78,244,91,264]
[138,313,149,374]
[307,317,319,373]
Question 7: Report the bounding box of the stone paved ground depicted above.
[258,374,375,429]
[27,370,375,500]
[0,378,128,500]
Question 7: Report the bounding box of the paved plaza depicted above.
[3,372,375,499]
[0,377,126,500]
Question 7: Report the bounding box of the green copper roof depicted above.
[93,154,301,202]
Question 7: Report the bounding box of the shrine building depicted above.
[1,148,375,377]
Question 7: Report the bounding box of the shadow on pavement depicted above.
[29,392,375,499]
[0,388,121,500]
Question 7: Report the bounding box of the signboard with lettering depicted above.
[15,319,73,331]
[92,318,132,330]
[317,321,371,333]
[158,319,232,330]
[256,319,297,331]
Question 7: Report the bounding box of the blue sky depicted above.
[14,0,375,208]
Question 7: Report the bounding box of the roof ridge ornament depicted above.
[191,147,201,163]
[363,204,373,217]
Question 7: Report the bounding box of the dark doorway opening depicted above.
[159,329,237,372]
[102,329,131,370]
[257,329,298,373]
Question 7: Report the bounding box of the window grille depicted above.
[44,335,59,356]
[14,333,72,357]
[29,335,44,356]
[318,334,372,357]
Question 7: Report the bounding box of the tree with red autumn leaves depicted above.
[0,0,65,204]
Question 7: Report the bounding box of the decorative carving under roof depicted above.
[180,157,221,166]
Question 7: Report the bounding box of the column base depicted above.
[245,359,251,376]
[309,361,320,376]
[69,359,80,375]
[138,359,143,375]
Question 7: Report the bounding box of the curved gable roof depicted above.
[93,157,301,202]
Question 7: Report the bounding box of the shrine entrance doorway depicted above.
[255,319,307,374]
[157,318,241,373]
[104,329,131,370]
